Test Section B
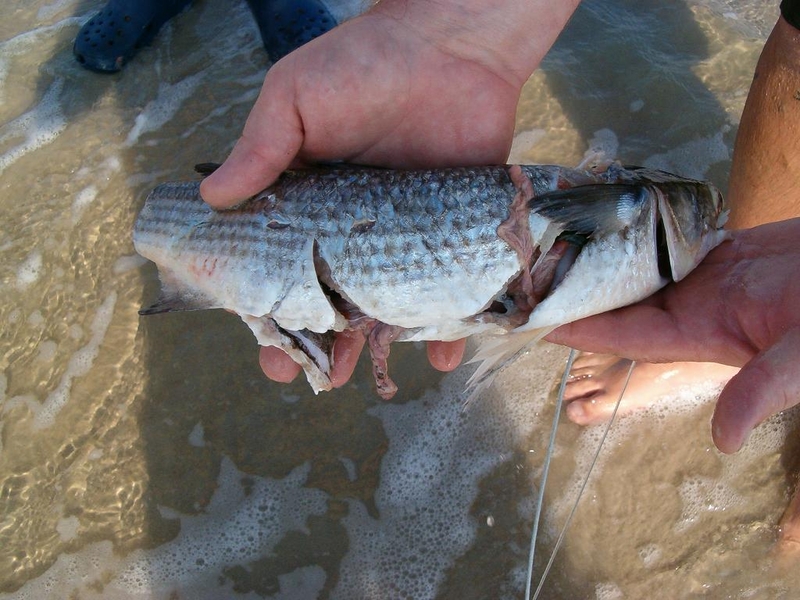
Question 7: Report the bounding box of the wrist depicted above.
[368,0,580,88]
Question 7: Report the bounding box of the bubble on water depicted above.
[187,422,205,447]
[9,457,329,598]
[0,15,81,105]
[740,408,800,455]
[339,456,357,482]
[629,99,645,112]
[637,542,662,568]
[112,254,147,275]
[16,250,43,288]
[281,392,302,404]
[115,457,328,596]
[70,186,97,224]
[272,565,327,599]
[595,581,624,600]
[55,516,80,542]
[2,395,40,419]
[332,345,556,599]
[36,340,58,363]
[27,310,44,327]
[585,128,620,162]
[674,474,741,533]
[544,369,728,532]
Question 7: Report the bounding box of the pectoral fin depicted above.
[531,184,648,235]
[465,325,555,403]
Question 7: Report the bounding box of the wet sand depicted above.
[1,0,799,598]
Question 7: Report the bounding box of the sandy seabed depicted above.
[1,0,799,598]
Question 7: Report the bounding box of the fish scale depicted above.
[134,164,728,397]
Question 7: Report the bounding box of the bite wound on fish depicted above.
[133,164,727,398]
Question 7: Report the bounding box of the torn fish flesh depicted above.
[133,164,728,398]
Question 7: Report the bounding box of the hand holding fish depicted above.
[136,163,726,399]
[547,217,800,454]
[198,0,580,386]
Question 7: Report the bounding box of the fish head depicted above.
[655,180,729,282]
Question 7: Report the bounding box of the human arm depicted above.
[199,0,580,385]
[726,12,800,228]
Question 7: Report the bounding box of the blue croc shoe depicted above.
[73,0,193,72]
[246,0,338,61]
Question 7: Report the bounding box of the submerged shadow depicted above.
[538,0,737,187]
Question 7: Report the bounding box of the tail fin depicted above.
[464,326,555,403]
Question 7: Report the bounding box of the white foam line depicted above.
[0,16,83,102]
[643,128,731,180]
[0,78,67,176]
[124,73,206,147]
[177,83,261,140]
[112,457,327,595]
[33,293,117,430]
[332,363,520,599]
[37,0,81,21]
[70,185,98,224]
[8,457,329,599]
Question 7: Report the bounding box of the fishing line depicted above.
[524,348,576,600]
[532,359,636,600]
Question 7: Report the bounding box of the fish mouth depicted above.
[655,181,728,282]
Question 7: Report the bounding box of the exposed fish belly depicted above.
[133,164,728,398]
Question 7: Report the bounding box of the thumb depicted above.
[199,68,304,208]
[711,327,800,454]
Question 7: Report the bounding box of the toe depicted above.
[563,378,602,401]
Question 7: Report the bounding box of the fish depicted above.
[133,163,728,399]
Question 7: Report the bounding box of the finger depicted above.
[200,64,304,208]
[259,345,302,383]
[545,297,743,365]
[330,329,366,388]
[546,304,679,359]
[711,327,800,454]
[427,339,467,372]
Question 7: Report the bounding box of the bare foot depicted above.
[564,354,739,425]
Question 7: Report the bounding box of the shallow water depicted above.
[1,0,799,598]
